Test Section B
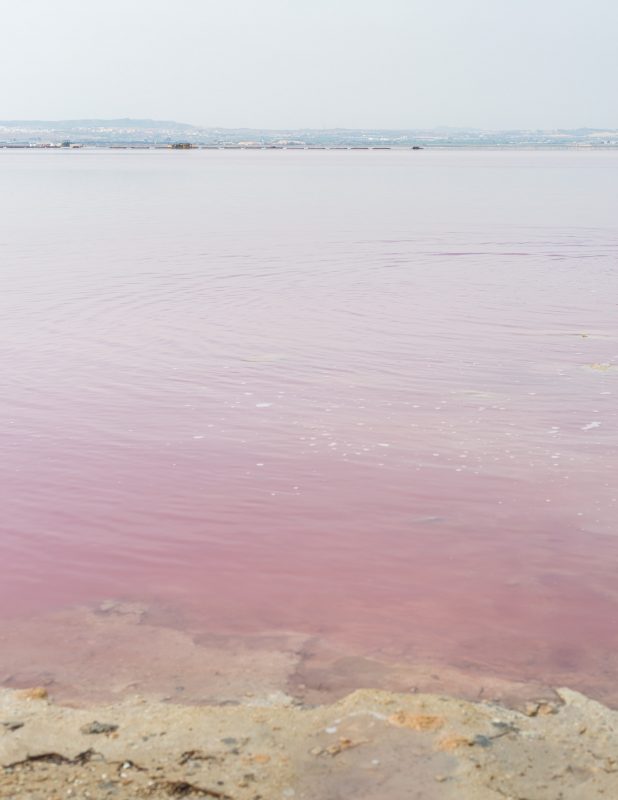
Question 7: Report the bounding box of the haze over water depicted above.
[1,149,617,701]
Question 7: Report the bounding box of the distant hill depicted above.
[0,118,197,131]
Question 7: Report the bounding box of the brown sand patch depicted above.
[388,711,444,731]
[15,687,48,701]
[436,734,471,751]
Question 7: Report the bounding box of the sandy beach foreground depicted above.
[2,683,618,800]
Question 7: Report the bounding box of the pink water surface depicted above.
[1,149,617,695]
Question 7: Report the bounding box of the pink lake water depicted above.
[1,149,617,700]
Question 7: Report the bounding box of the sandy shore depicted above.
[2,602,618,797]
[2,683,618,799]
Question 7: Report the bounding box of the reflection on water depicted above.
[1,149,617,701]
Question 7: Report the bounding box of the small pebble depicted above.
[80,721,119,735]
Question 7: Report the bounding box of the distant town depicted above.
[1,119,617,149]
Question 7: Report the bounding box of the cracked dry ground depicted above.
[2,687,618,799]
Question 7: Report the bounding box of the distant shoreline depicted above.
[2,143,618,151]
[2,120,617,150]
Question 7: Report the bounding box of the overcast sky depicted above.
[1,0,617,129]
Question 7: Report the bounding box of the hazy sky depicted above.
[1,0,617,129]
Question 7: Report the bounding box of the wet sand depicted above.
[0,600,612,710]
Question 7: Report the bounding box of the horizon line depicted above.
[2,119,618,133]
